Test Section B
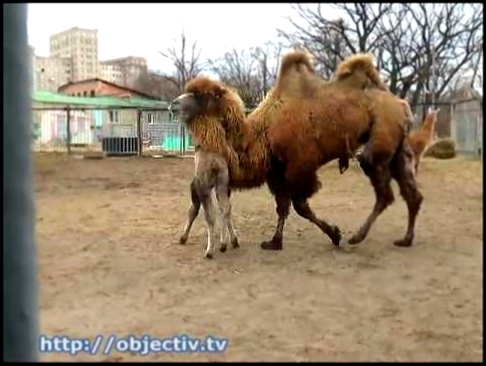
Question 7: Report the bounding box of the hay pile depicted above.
[423,138,456,159]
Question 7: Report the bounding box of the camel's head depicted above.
[171,77,245,126]
[427,107,440,117]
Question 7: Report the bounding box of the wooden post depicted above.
[136,109,142,156]
[3,3,40,362]
[66,106,71,155]
[430,47,436,107]
[477,100,482,161]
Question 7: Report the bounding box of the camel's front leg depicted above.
[261,191,291,251]
[180,179,200,245]
[215,186,233,253]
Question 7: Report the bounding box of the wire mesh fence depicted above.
[411,99,482,161]
[31,98,483,161]
[31,106,195,156]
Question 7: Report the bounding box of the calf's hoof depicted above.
[231,238,240,249]
[204,252,214,259]
[393,238,413,247]
[261,240,282,251]
[179,235,188,245]
[219,244,227,253]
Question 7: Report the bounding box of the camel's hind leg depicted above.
[179,179,200,245]
[348,163,394,244]
[200,190,219,259]
[215,186,237,253]
[216,188,239,250]
[390,142,423,247]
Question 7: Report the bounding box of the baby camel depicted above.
[178,146,240,259]
[407,108,439,175]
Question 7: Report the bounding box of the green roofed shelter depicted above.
[32,91,170,109]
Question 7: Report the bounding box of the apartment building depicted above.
[99,63,124,85]
[34,55,72,92]
[99,56,148,89]
[49,27,99,81]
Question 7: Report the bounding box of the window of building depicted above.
[90,90,95,97]
[147,113,156,124]
[83,91,87,97]
[109,110,120,123]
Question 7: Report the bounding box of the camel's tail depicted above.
[277,51,315,82]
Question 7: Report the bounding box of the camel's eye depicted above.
[193,92,204,102]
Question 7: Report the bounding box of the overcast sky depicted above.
[27,3,298,72]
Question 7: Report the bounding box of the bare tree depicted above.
[208,48,261,107]
[278,3,393,78]
[134,69,179,100]
[158,29,204,100]
[252,41,283,97]
[403,3,483,106]
[209,42,284,107]
[278,3,483,105]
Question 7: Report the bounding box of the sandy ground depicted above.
[34,153,483,362]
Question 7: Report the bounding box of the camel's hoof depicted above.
[219,245,227,253]
[329,226,341,246]
[348,232,365,245]
[261,240,282,251]
[204,252,213,259]
[393,238,413,247]
[179,236,187,245]
[231,238,240,249]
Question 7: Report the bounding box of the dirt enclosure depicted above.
[35,153,483,362]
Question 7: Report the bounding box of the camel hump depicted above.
[184,76,227,98]
[278,51,315,79]
[335,53,377,80]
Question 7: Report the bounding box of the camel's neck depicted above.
[224,110,271,190]
[224,113,249,153]
[421,113,437,136]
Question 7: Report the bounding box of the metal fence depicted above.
[411,99,483,161]
[32,98,483,161]
[31,106,195,156]
[451,99,483,160]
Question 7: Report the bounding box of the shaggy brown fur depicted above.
[176,77,245,181]
[334,53,389,92]
[333,54,415,173]
[407,108,439,175]
[175,51,423,250]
